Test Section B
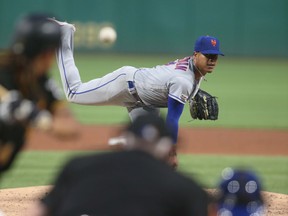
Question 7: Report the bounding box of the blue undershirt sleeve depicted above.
[166,96,185,144]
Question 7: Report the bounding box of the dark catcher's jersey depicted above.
[42,150,209,216]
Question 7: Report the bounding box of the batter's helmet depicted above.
[11,13,61,59]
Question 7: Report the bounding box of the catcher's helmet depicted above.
[11,13,61,59]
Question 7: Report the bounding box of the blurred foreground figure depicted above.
[0,13,77,174]
[216,168,266,216]
[30,114,209,216]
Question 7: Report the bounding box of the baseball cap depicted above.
[194,35,224,56]
[217,168,265,216]
[126,114,173,143]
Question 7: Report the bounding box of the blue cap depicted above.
[194,35,224,56]
[217,168,265,216]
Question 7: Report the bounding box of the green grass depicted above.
[0,151,77,188]
[179,154,288,194]
[51,54,288,129]
[1,151,287,194]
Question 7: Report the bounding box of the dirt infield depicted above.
[25,125,288,155]
[0,124,287,216]
[0,186,287,216]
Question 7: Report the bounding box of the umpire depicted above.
[31,113,210,216]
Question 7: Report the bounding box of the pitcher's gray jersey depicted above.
[134,57,202,107]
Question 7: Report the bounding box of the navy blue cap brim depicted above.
[201,50,224,56]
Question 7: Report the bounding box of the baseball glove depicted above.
[189,89,218,120]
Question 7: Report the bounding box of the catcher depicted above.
[29,113,210,216]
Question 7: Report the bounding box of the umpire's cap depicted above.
[126,114,173,143]
[11,13,61,59]
[217,168,265,216]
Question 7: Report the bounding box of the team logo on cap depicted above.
[211,39,217,47]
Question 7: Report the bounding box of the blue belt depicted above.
[128,81,144,105]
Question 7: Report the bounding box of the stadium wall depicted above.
[0,0,287,57]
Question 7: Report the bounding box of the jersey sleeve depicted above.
[166,97,184,143]
[168,76,192,104]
